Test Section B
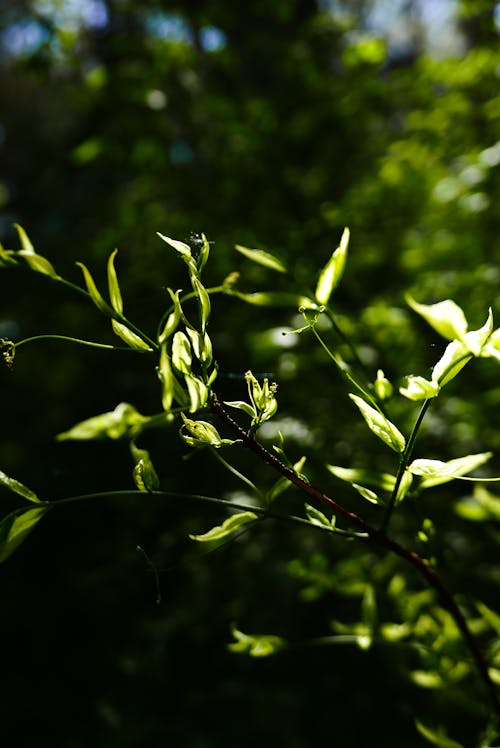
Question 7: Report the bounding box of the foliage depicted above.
[2,224,500,746]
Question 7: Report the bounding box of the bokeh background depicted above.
[1,1,499,745]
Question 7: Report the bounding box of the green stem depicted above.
[14,334,149,353]
[209,447,263,498]
[383,398,432,532]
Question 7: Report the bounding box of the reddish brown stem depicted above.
[211,393,500,718]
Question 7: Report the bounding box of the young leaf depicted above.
[415,720,464,748]
[315,227,349,305]
[107,249,123,313]
[349,394,406,453]
[352,483,383,505]
[171,331,192,374]
[399,375,440,401]
[157,233,197,272]
[476,601,500,636]
[462,307,493,355]
[431,340,472,386]
[228,289,316,309]
[191,276,211,332]
[76,262,118,319]
[234,244,287,273]
[111,320,152,351]
[158,343,174,411]
[0,506,50,563]
[57,402,149,440]
[326,465,397,492]
[267,456,306,503]
[0,470,39,503]
[406,297,468,341]
[130,442,160,492]
[0,243,17,267]
[305,503,333,528]
[409,452,492,488]
[180,414,235,448]
[184,373,209,412]
[374,369,393,400]
[189,511,258,542]
[228,625,285,657]
[13,225,60,278]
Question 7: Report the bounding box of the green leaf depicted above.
[473,485,500,519]
[228,289,316,309]
[415,720,464,748]
[234,244,287,273]
[228,625,285,657]
[106,249,123,313]
[352,483,382,505]
[374,369,393,400]
[409,452,492,488]
[189,511,258,542]
[223,400,257,418]
[399,375,440,401]
[0,242,18,266]
[180,414,235,448]
[111,320,152,351]
[463,307,493,355]
[431,340,472,386]
[191,276,211,332]
[267,456,306,503]
[14,225,59,278]
[0,506,50,563]
[326,465,397,492]
[185,327,213,365]
[76,262,118,319]
[157,233,197,272]
[130,442,160,492]
[0,470,39,503]
[171,331,192,374]
[158,289,183,343]
[349,395,406,453]
[305,503,334,528]
[57,402,149,440]
[184,373,209,412]
[315,227,349,305]
[406,297,468,341]
[477,601,500,636]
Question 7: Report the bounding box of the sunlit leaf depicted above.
[462,307,493,355]
[0,506,50,563]
[349,394,406,453]
[0,470,39,503]
[234,244,287,273]
[57,402,149,440]
[305,503,333,528]
[14,225,59,278]
[228,289,316,308]
[171,331,192,374]
[406,296,468,341]
[223,400,256,418]
[191,276,211,332]
[111,320,152,351]
[477,601,500,636]
[107,249,123,313]
[399,375,440,401]
[189,511,258,542]
[326,465,397,492]
[315,227,349,305]
[76,262,118,318]
[415,720,464,748]
[266,456,306,503]
[180,414,235,448]
[352,483,382,505]
[228,625,285,657]
[431,340,472,386]
[184,373,209,412]
[130,442,160,492]
[409,452,492,488]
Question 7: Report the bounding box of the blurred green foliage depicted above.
[0,0,499,745]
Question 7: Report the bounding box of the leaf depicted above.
[349,395,406,453]
[415,720,464,748]
[352,483,382,505]
[180,414,235,448]
[171,331,192,374]
[0,243,17,266]
[267,456,306,503]
[14,223,35,253]
[399,375,440,401]
[111,320,152,351]
[57,402,149,440]
[14,225,59,278]
[473,485,500,520]
[228,290,316,309]
[315,227,349,305]
[0,470,39,503]
[234,244,287,273]
[406,296,468,341]
[189,511,258,542]
[157,233,197,272]
[0,506,50,563]
[76,262,118,319]
[130,442,160,492]
[431,340,472,386]
[326,465,397,492]
[223,400,257,418]
[107,249,123,313]
[305,503,334,528]
[476,601,500,636]
[191,276,211,332]
[228,625,285,657]
[462,307,493,355]
[409,452,492,488]
[184,373,209,412]
[158,289,183,343]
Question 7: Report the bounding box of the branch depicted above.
[211,393,500,718]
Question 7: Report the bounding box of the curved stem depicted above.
[210,393,500,718]
[209,446,263,498]
[14,334,149,353]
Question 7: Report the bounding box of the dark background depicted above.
[1,1,499,745]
